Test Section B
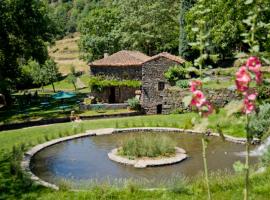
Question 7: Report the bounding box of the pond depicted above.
[31,132,259,188]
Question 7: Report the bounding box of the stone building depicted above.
[89,50,150,80]
[89,50,150,103]
[141,52,185,114]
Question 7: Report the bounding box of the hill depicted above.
[48,32,88,75]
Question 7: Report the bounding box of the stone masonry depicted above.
[141,56,183,114]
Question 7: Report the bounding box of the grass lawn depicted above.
[31,73,90,93]
[0,92,130,125]
[0,114,269,199]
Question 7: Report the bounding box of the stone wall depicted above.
[90,66,142,80]
[162,87,241,114]
[90,86,138,103]
[141,57,182,114]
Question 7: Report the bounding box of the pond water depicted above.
[31,132,259,188]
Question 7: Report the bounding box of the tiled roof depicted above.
[143,52,185,64]
[89,50,150,67]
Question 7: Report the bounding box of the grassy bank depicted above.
[1,114,269,199]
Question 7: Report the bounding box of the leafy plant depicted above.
[176,80,189,89]
[248,104,270,139]
[127,98,141,111]
[164,62,199,85]
[66,65,77,91]
[261,146,270,167]
[89,76,141,92]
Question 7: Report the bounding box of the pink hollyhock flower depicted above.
[255,71,262,84]
[191,90,206,107]
[200,101,214,117]
[246,56,261,73]
[190,80,202,92]
[247,93,257,101]
[235,65,251,92]
[243,98,255,114]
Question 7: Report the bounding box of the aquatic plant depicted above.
[119,134,176,158]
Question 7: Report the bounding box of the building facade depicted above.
[141,52,185,114]
[89,50,150,103]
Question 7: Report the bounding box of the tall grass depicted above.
[119,134,176,158]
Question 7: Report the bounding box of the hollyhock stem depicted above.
[244,115,250,200]
[202,136,211,200]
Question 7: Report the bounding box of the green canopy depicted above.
[51,91,76,100]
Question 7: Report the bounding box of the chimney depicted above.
[104,53,109,58]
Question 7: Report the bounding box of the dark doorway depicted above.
[109,87,116,103]
[157,104,162,114]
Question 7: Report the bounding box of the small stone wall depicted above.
[161,87,241,114]
[90,66,142,80]
[79,103,128,110]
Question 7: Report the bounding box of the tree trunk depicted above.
[73,81,77,91]
[51,82,56,93]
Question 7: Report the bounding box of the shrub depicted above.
[176,80,189,89]
[164,62,199,86]
[127,98,141,111]
[119,134,176,158]
[261,146,270,167]
[248,104,270,139]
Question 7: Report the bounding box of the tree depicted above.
[79,7,121,61]
[23,59,48,92]
[179,0,196,58]
[117,0,179,56]
[67,65,77,91]
[0,0,57,99]
[186,0,270,59]
[43,59,59,92]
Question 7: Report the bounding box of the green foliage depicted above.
[78,7,121,61]
[127,98,141,111]
[79,0,180,60]
[66,65,77,91]
[176,80,190,89]
[116,0,179,56]
[188,1,219,77]
[261,146,270,167]
[248,104,270,139]
[186,0,270,59]
[0,0,57,97]
[119,134,176,158]
[43,59,59,92]
[89,76,141,92]
[164,62,199,85]
[179,0,196,58]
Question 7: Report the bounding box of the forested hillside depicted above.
[45,0,270,61]
[1,0,269,97]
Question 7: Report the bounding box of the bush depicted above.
[127,98,141,111]
[164,62,199,86]
[248,104,270,139]
[119,134,176,158]
[176,80,189,89]
[261,146,270,167]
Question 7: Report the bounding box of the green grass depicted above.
[0,93,130,125]
[119,133,176,158]
[39,74,90,92]
[0,114,270,199]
